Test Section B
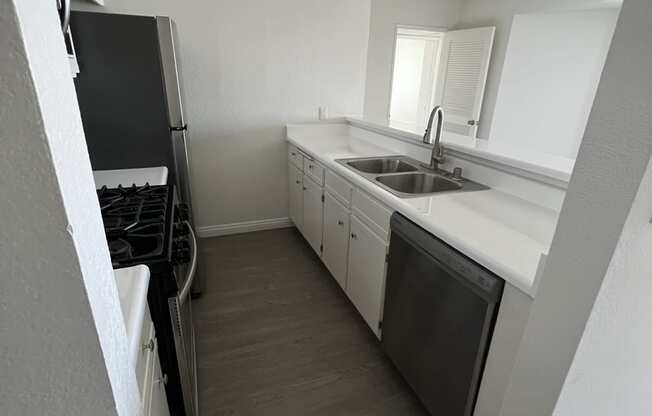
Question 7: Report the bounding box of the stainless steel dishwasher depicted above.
[382,213,504,416]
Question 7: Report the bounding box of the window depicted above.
[389,28,444,128]
[389,26,495,139]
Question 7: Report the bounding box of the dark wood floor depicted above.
[193,227,427,416]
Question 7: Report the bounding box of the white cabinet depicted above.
[147,347,171,416]
[304,158,325,186]
[322,192,350,290]
[302,175,324,256]
[286,145,391,339]
[346,214,389,338]
[288,162,304,230]
[137,306,170,416]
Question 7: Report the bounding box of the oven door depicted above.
[169,220,198,416]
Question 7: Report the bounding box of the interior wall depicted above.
[0,1,139,415]
[554,157,652,415]
[362,0,461,123]
[72,0,371,229]
[489,9,619,159]
[455,0,623,140]
[497,1,652,414]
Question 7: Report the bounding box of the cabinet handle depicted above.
[291,152,297,156]
[303,186,307,191]
[337,220,344,226]
[156,374,168,386]
[351,233,357,239]
[308,164,314,169]
[142,339,154,352]
[295,180,300,184]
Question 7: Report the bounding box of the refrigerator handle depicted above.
[171,124,188,132]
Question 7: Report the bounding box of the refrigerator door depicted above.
[156,17,192,210]
[157,16,204,296]
[71,12,176,179]
[156,17,186,127]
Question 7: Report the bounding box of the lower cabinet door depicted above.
[288,162,304,230]
[346,215,388,338]
[322,192,350,290]
[148,348,170,416]
[302,175,324,256]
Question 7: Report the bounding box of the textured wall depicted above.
[555,157,652,415]
[456,0,622,140]
[498,1,652,414]
[73,0,371,229]
[0,1,139,415]
[362,0,461,123]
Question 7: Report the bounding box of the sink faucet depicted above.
[421,106,445,171]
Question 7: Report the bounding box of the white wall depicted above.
[498,1,652,414]
[0,1,139,415]
[456,0,622,140]
[554,157,652,415]
[73,0,371,229]
[362,0,461,123]
[490,9,618,159]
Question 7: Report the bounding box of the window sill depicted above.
[347,117,574,189]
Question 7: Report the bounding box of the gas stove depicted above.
[98,184,172,267]
[96,182,194,416]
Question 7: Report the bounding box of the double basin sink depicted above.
[337,156,487,198]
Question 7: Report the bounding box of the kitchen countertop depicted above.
[114,265,151,367]
[93,166,169,188]
[286,129,560,298]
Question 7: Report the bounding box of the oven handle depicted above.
[178,220,197,306]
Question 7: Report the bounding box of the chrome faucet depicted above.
[421,106,445,171]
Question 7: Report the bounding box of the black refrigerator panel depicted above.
[71,11,175,182]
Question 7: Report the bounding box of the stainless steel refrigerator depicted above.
[71,11,202,296]
[71,11,200,416]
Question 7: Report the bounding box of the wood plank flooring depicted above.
[193,228,427,416]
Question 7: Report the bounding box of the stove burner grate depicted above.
[97,184,170,264]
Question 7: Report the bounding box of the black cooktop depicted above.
[97,184,171,266]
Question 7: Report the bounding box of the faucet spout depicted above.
[421,106,446,171]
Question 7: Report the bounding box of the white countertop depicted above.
[287,130,560,298]
[114,265,150,367]
[93,166,169,188]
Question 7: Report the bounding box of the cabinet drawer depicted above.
[304,158,325,186]
[288,144,303,170]
[136,306,155,394]
[352,189,392,241]
[325,170,353,206]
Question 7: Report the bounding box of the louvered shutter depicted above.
[434,27,495,138]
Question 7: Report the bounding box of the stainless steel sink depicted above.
[336,155,488,198]
[376,173,462,194]
[346,158,418,174]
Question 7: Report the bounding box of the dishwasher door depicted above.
[382,213,504,416]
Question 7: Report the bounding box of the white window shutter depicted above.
[434,27,495,138]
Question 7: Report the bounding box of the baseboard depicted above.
[197,217,293,238]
